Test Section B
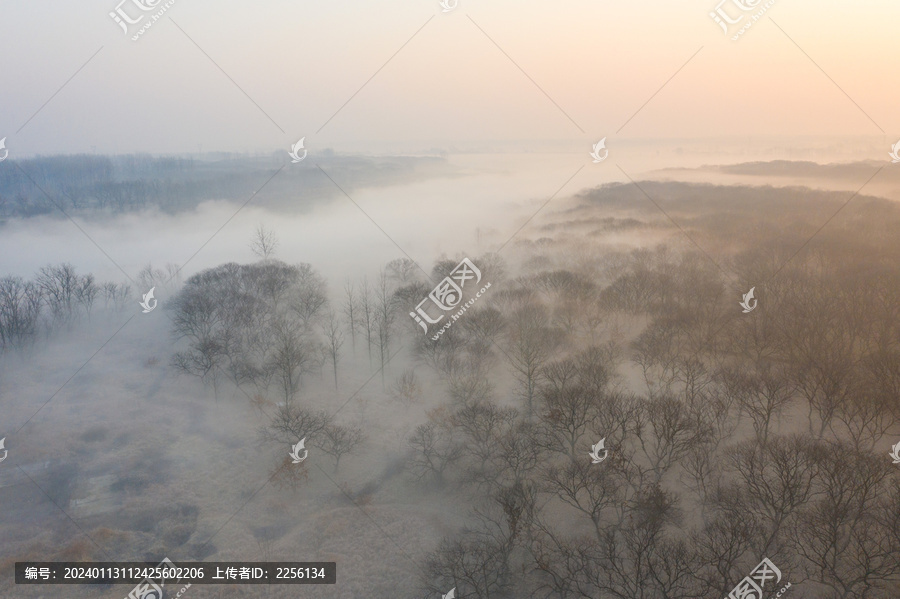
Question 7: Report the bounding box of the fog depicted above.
[2,144,900,599]
[0,151,637,285]
[5,0,900,593]
[3,140,895,284]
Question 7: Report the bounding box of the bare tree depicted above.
[598,486,698,599]
[36,263,80,324]
[101,282,118,310]
[452,401,518,487]
[719,362,796,446]
[374,269,397,385]
[0,276,42,350]
[464,306,506,346]
[407,420,464,486]
[833,354,897,450]
[506,301,565,417]
[692,512,760,598]
[268,317,316,403]
[542,457,624,543]
[342,278,358,351]
[318,423,364,473]
[359,277,374,365]
[321,309,344,390]
[261,402,332,446]
[101,282,131,311]
[290,264,328,325]
[137,263,167,292]
[539,384,599,461]
[792,443,900,599]
[782,297,860,440]
[386,257,420,285]
[164,262,182,286]
[537,348,615,461]
[424,535,513,599]
[635,394,710,484]
[75,273,99,319]
[172,334,229,401]
[390,369,422,405]
[423,494,524,599]
[447,373,493,406]
[250,224,279,260]
[724,435,821,555]
[632,316,683,399]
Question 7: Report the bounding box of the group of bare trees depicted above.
[405,244,900,599]
[169,257,368,473]
[170,260,330,401]
[341,259,416,378]
[0,263,132,354]
[168,226,900,598]
[260,402,364,474]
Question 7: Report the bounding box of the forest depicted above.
[1,179,899,599]
[0,153,448,220]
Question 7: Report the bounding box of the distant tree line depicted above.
[0,153,447,219]
[0,154,259,218]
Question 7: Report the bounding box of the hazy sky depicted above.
[1,0,898,156]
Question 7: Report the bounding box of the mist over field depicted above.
[3,1,900,598]
[2,150,900,599]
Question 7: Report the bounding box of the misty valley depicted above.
[1,156,899,598]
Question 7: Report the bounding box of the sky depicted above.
[0,0,898,157]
